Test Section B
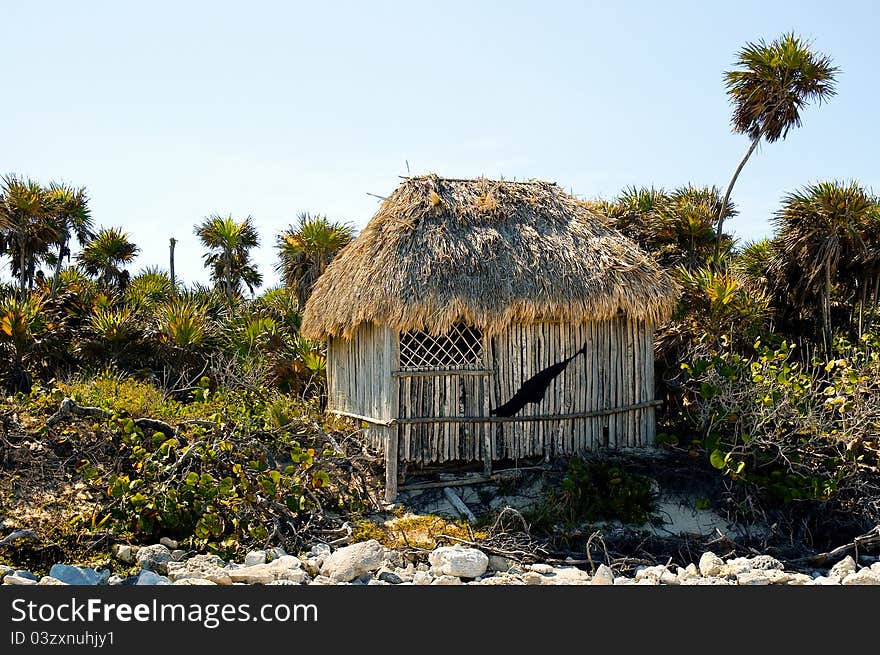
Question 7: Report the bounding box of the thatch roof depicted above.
[301,175,679,339]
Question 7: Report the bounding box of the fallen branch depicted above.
[46,397,205,438]
[791,525,880,567]
[0,529,39,547]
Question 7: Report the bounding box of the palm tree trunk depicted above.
[50,240,66,298]
[18,236,27,301]
[714,136,760,262]
[823,257,833,356]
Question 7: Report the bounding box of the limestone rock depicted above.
[38,576,68,585]
[736,571,770,585]
[431,575,463,585]
[167,554,232,585]
[133,570,172,585]
[244,550,267,567]
[748,555,783,570]
[173,578,218,585]
[528,563,554,575]
[699,552,724,577]
[49,564,110,586]
[522,571,545,585]
[428,546,488,579]
[4,574,37,585]
[542,566,591,585]
[591,564,615,586]
[159,537,178,549]
[137,544,173,574]
[842,568,880,585]
[113,544,136,563]
[228,555,306,585]
[830,556,856,578]
[412,571,433,586]
[320,540,383,582]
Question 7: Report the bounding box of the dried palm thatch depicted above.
[302,175,679,339]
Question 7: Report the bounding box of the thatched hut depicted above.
[302,175,678,500]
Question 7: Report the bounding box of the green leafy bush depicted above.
[681,333,880,508]
[528,458,657,530]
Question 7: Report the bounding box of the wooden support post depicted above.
[385,426,399,502]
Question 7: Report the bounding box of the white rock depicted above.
[842,568,880,585]
[228,556,306,585]
[659,570,679,585]
[167,554,232,585]
[428,546,488,579]
[830,556,856,578]
[137,544,173,574]
[431,575,463,585]
[591,564,615,586]
[785,573,813,585]
[114,544,136,563]
[470,574,524,585]
[309,543,332,559]
[613,577,636,585]
[244,550,267,567]
[320,540,383,582]
[522,571,545,585]
[489,555,519,572]
[699,552,724,577]
[765,570,792,584]
[635,565,667,581]
[393,563,415,582]
[412,571,433,586]
[748,555,783,570]
[4,574,37,585]
[528,563,554,575]
[38,576,68,585]
[542,567,591,585]
[737,571,770,585]
[309,575,334,585]
[173,578,218,585]
[812,575,841,586]
[679,563,699,579]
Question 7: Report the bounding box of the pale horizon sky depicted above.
[1,0,878,290]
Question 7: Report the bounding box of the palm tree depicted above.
[275,213,354,306]
[43,182,94,297]
[771,181,876,353]
[77,227,140,290]
[600,186,733,271]
[715,33,839,258]
[0,175,60,300]
[195,214,262,306]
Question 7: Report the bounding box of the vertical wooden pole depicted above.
[385,426,398,502]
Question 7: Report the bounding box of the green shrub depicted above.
[681,333,880,507]
[528,458,656,530]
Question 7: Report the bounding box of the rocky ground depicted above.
[3,538,880,586]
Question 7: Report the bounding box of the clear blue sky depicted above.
[1,0,877,289]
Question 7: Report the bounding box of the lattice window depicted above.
[399,323,483,371]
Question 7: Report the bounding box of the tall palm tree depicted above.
[771,181,876,353]
[0,175,60,300]
[715,33,839,258]
[43,182,94,297]
[194,214,262,306]
[77,227,140,290]
[275,213,354,306]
